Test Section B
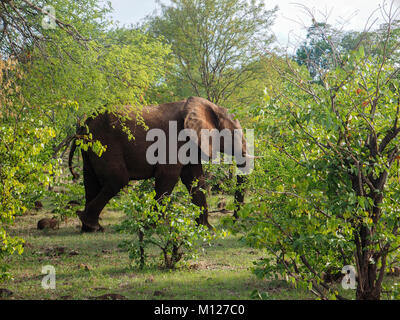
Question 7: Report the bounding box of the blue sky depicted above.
[108,0,161,26]
[108,0,398,51]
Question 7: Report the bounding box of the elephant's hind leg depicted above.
[79,166,129,232]
[82,156,102,206]
[78,155,102,232]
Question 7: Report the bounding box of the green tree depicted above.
[296,16,400,82]
[147,0,277,104]
[0,0,98,58]
[22,26,171,146]
[242,9,400,300]
[295,22,337,80]
[0,58,57,280]
[15,4,172,185]
[0,0,172,278]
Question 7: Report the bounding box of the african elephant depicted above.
[69,96,252,232]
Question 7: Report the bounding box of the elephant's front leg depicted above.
[180,164,212,229]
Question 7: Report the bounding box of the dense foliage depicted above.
[115,183,216,269]
[147,0,277,105]
[1,0,400,300]
[0,58,55,279]
[0,0,171,279]
[239,15,400,299]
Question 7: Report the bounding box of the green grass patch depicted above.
[2,199,398,300]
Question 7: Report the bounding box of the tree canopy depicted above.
[147,0,277,105]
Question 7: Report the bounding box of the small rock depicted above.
[69,250,79,256]
[78,264,93,271]
[37,218,59,230]
[45,246,66,256]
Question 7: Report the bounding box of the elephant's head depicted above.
[183,96,253,172]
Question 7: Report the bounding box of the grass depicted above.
[2,198,399,300]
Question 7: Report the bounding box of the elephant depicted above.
[68,96,252,232]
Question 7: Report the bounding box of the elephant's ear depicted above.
[183,96,226,159]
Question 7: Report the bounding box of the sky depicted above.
[108,0,399,51]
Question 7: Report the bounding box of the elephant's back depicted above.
[83,101,187,180]
[86,100,186,130]
[140,100,186,129]
[83,111,154,181]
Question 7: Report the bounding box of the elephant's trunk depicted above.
[233,174,245,220]
[233,153,253,220]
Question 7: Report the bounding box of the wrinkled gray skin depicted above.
[69,97,251,232]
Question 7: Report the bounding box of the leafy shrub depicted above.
[0,58,56,280]
[239,34,400,299]
[115,184,216,269]
[45,182,85,222]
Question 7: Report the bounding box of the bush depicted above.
[0,58,56,280]
[115,183,216,269]
[46,180,85,222]
[239,19,400,299]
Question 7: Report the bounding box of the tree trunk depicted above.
[356,284,381,300]
[351,172,386,300]
[355,226,382,300]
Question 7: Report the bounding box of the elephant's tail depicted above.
[69,124,87,181]
[68,137,80,181]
